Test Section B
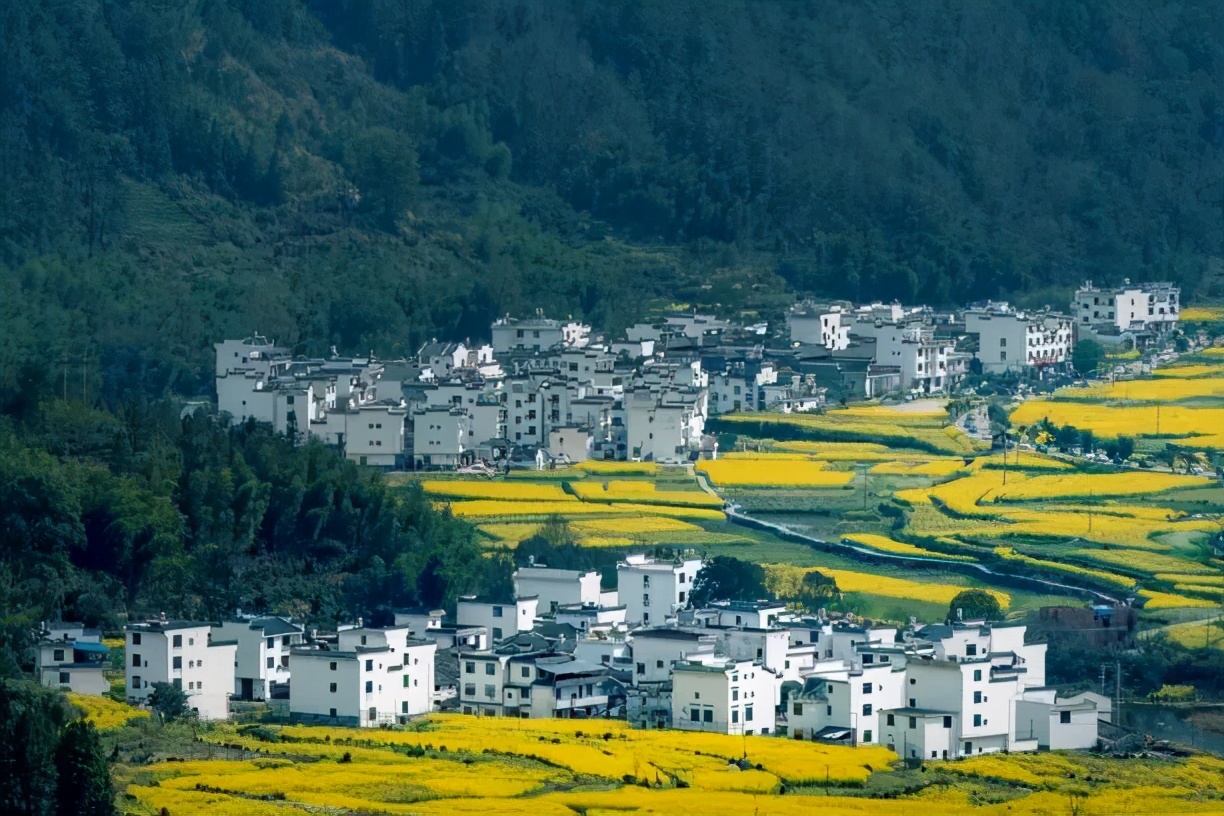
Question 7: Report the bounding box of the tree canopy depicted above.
[1,0,1220,401]
[948,589,1004,622]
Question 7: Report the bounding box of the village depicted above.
[210,279,1182,471]
[37,551,1111,760]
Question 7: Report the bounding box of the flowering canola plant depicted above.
[697,459,855,487]
[66,693,149,730]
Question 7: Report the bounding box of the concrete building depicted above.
[1074,280,1180,334]
[671,659,779,735]
[617,554,704,625]
[35,623,109,695]
[411,405,473,468]
[455,596,540,642]
[212,617,305,701]
[125,621,237,721]
[964,305,1075,375]
[513,567,602,613]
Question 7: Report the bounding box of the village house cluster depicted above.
[211,280,1179,471]
[38,554,1110,758]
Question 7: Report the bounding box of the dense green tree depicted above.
[0,681,67,816]
[53,720,114,816]
[147,682,192,723]
[947,589,1004,622]
[1072,340,1105,375]
[688,556,768,608]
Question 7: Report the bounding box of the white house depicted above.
[289,630,436,727]
[35,623,109,695]
[629,629,717,685]
[788,662,907,745]
[1015,690,1100,750]
[671,659,779,735]
[555,604,628,633]
[455,596,540,642]
[878,708,958,761]
[513,567,602,613]
[411,405,472,468]
[124,621,237,721]
[212,617,305,701]
[965,306,1075,375]
[1074,280,1180,333]
[617,554,704,625]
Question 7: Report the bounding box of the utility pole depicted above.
[862,462,868,510]
[1114,657,1122,726]
[1099,664,1107,696]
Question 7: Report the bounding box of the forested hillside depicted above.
[1,0,1221,399]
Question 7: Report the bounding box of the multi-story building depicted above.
[124,620,237,721]
[411,405,473,468]
[617,555,704,626]
[455,596,540,642]
[288,626,436,727]
[1074,280,1180,334]
[35,623,109,695]
[964,305,1075,375]
[212,617,305,701]
[513,567,602,613]
[671,659,779,735]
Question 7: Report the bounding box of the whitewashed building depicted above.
[35,623,109,695]
[671,659,779,735]
[212,617,305,701]
[124,621,237,721]
[513,567,602,613]
[617,554,704,625]
[456,596,540,642]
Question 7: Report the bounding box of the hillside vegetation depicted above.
[2,0,1222,399]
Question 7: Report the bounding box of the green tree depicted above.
[688,557,767,608]
[1117,436,1135,461]
[1072,340,1104,375]
[948,589,1003,622]
[54,720,114,816]
[147,682,192,723]
[345,127,420,228]
[0,680,67,816]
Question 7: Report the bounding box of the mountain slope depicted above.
[1,0,1220,399]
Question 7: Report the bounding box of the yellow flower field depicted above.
[446,500,724,521]
[843,532,974,561]
[1201,346,1224,357]
[1180,306,1224,322]
[720,451,828,461]
[718,409,978,454]
[987,472,1213,502]
[993,547,1136,589]
[1057,376,1224,402]
[66,693,148,730]
[116,716,1224,816]
[575,460,660,475]
[1073,548,1216,575]
[1153,364,1224,378]
[697,459,855,487]
[570,481,724,507]
[965,451,1073,471]
[421,480,572,501]
[869,459,966,476]
[1010,400,1224,448]
[1138,589,1218,609]
[764,564,1009,609]
[1158,619,1224,650]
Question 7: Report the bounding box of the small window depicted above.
[973,714,982,727]
[403,675,410,687]
[330,683,337,693]
[746,705,754,722]
[330,662,337,671]
[59,671,70,684]
[267,657,275,669]
[863,704,872,716]
[862,682,872,694]
[173,635,182,648]
[794,702,803,716]
[943,716,952,728]
[732,709,739,724]
[703,709,713,723]
[131,633,141,645]
[53,649,65,662]
[465,662,476,674]
[863,729,872,743]
[973,691,982,704]
[365,659,373,671]
[365,680,373,693]
[886,713,895,726]
[485,663,496,676]
[521,666,531,678]
[909,716,917,729]
[973,669,982,682]
[172,656,182,670]
[690,707,700,722]
[655,660,664,669]
[1060,710,1072,724]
